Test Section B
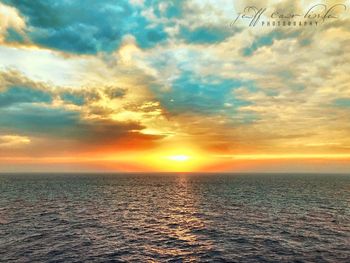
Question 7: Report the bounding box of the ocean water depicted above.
[0,173,349,262]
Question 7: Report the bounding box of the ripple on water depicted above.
[0,173,349,262]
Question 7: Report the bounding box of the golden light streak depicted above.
[215,154,350,160]
[1,153,350,173]
[1,154,350,163]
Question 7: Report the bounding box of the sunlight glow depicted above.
[134,144,209,172]
[167,155,190,162]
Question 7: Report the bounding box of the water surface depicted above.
[0,173,349,262]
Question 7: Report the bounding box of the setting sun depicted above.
[167,155,190,162]
[121,144,213,172]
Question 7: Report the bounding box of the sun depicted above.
[132,144,209,172]
[160,153,196,171]
[105,143,213,172]
[167,155,190,162]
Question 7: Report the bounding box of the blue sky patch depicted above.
[179,26,232,44]
[333,98,350,107]
[152,71,250,115]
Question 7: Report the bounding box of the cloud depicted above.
[0,85,52,107]
[242,30,299,56]
[2,0,168,53]
[0,68,169,156]
[0,93,165,154]
[0,45,89,86]
[0,2,26,43]
[1,0,350,163]
[0,69,54,101]
[0,134,30,148]
[138,2,350,153]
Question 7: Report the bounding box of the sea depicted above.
[0,173,349,262]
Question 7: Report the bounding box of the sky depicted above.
[0,0,350,173]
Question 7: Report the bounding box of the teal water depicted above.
[0,173,349,262]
